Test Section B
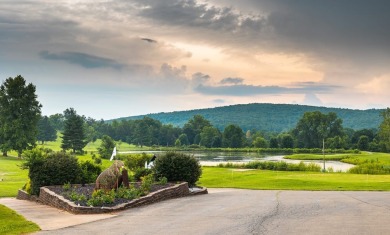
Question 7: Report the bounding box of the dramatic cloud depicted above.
[1,0,389,119]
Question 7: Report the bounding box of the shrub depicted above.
[152,152,202,187]
[78,161,102,185]
[116,187,140,200]
[63,182,71,191]
[120,153,152,171]
[157,176,168,185]
[22,148,104,195]
[348,163,390,174]
[133,167,152,181]
[69,191,81,202]
[94,157,102,165]
[22,149,81,195]
[87,189,116,206]
[140,174,154,195]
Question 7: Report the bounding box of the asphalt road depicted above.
[37,189,390,235]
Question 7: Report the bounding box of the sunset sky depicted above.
[1,0,390,120]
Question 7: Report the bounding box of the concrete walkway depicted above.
[1,189,390,234]
[0,198,116,231]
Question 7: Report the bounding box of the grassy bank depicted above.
[285,152,390,164]
[198,167,390,191]
[0,204,40,234]
[0,156,28,197]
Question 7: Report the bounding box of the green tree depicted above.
[357,135,369,151]
[378,108,390,152]
[98,135,116,159]
[37,116,57,144]
[61,108,87,153]
[178,134,189,146]
[0,75,42,157]
[200,126,221,148]
[292,111,343,148]
[48,113,64,130]
[253,137,268,148]
[280,134,294,148]
[132,117,162,147]
[183,115,212,144]
[222,124,245,148]
[175,139,181,147]
[351,129,376,145]
[269,137,279,148]
[85,125,98,144]
[326,136,347,149]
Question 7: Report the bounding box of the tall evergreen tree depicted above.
[98,135,116,159]
[0,75,42,157]
[37,116,57,144]
[61,108,87,153]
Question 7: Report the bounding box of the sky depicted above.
[1,0,390,120]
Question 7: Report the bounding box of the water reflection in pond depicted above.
[119,151,355,172]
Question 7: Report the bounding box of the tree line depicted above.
[1,75,390,157]
[41,107,390,154]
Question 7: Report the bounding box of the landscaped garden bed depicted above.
[48,182,175,207]
[17,181,208,214]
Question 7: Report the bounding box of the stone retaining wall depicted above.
[17,182,207,214]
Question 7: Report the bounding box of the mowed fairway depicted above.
[199,167,390,191]
[0,157,28,197]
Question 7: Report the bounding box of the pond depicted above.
[119,151,355,172]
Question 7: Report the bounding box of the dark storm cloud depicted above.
[134,0,268,34]
[195,83,337,96]
[39,51,124,70]
[263,1,390,58]
[133,0,390,75]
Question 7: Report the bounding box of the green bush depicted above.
[22,149,81,195]
[133,167,152,181]
[78,161,102,185]
[348,163,390,174]
[140,174,155,195]
[152,152,202,186]
[87,189,116,206]
[120,153,152,171]
[116,187,141,200]
[94,156,102,165]
[22,148,103,195]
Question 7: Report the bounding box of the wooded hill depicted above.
[112,103,383,132]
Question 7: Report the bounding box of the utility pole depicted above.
[322,138,325,172]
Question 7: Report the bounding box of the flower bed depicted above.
[17,182,207,214]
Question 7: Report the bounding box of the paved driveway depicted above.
[35,189,390,235]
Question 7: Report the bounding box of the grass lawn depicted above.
[0,153,115,198]
[285,152,390,165]
[0,156,28,197]
[198,167,390,191]
[37,133,140,153]
[0,204,40,234]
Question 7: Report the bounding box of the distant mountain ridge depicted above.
[112,103,384,132]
